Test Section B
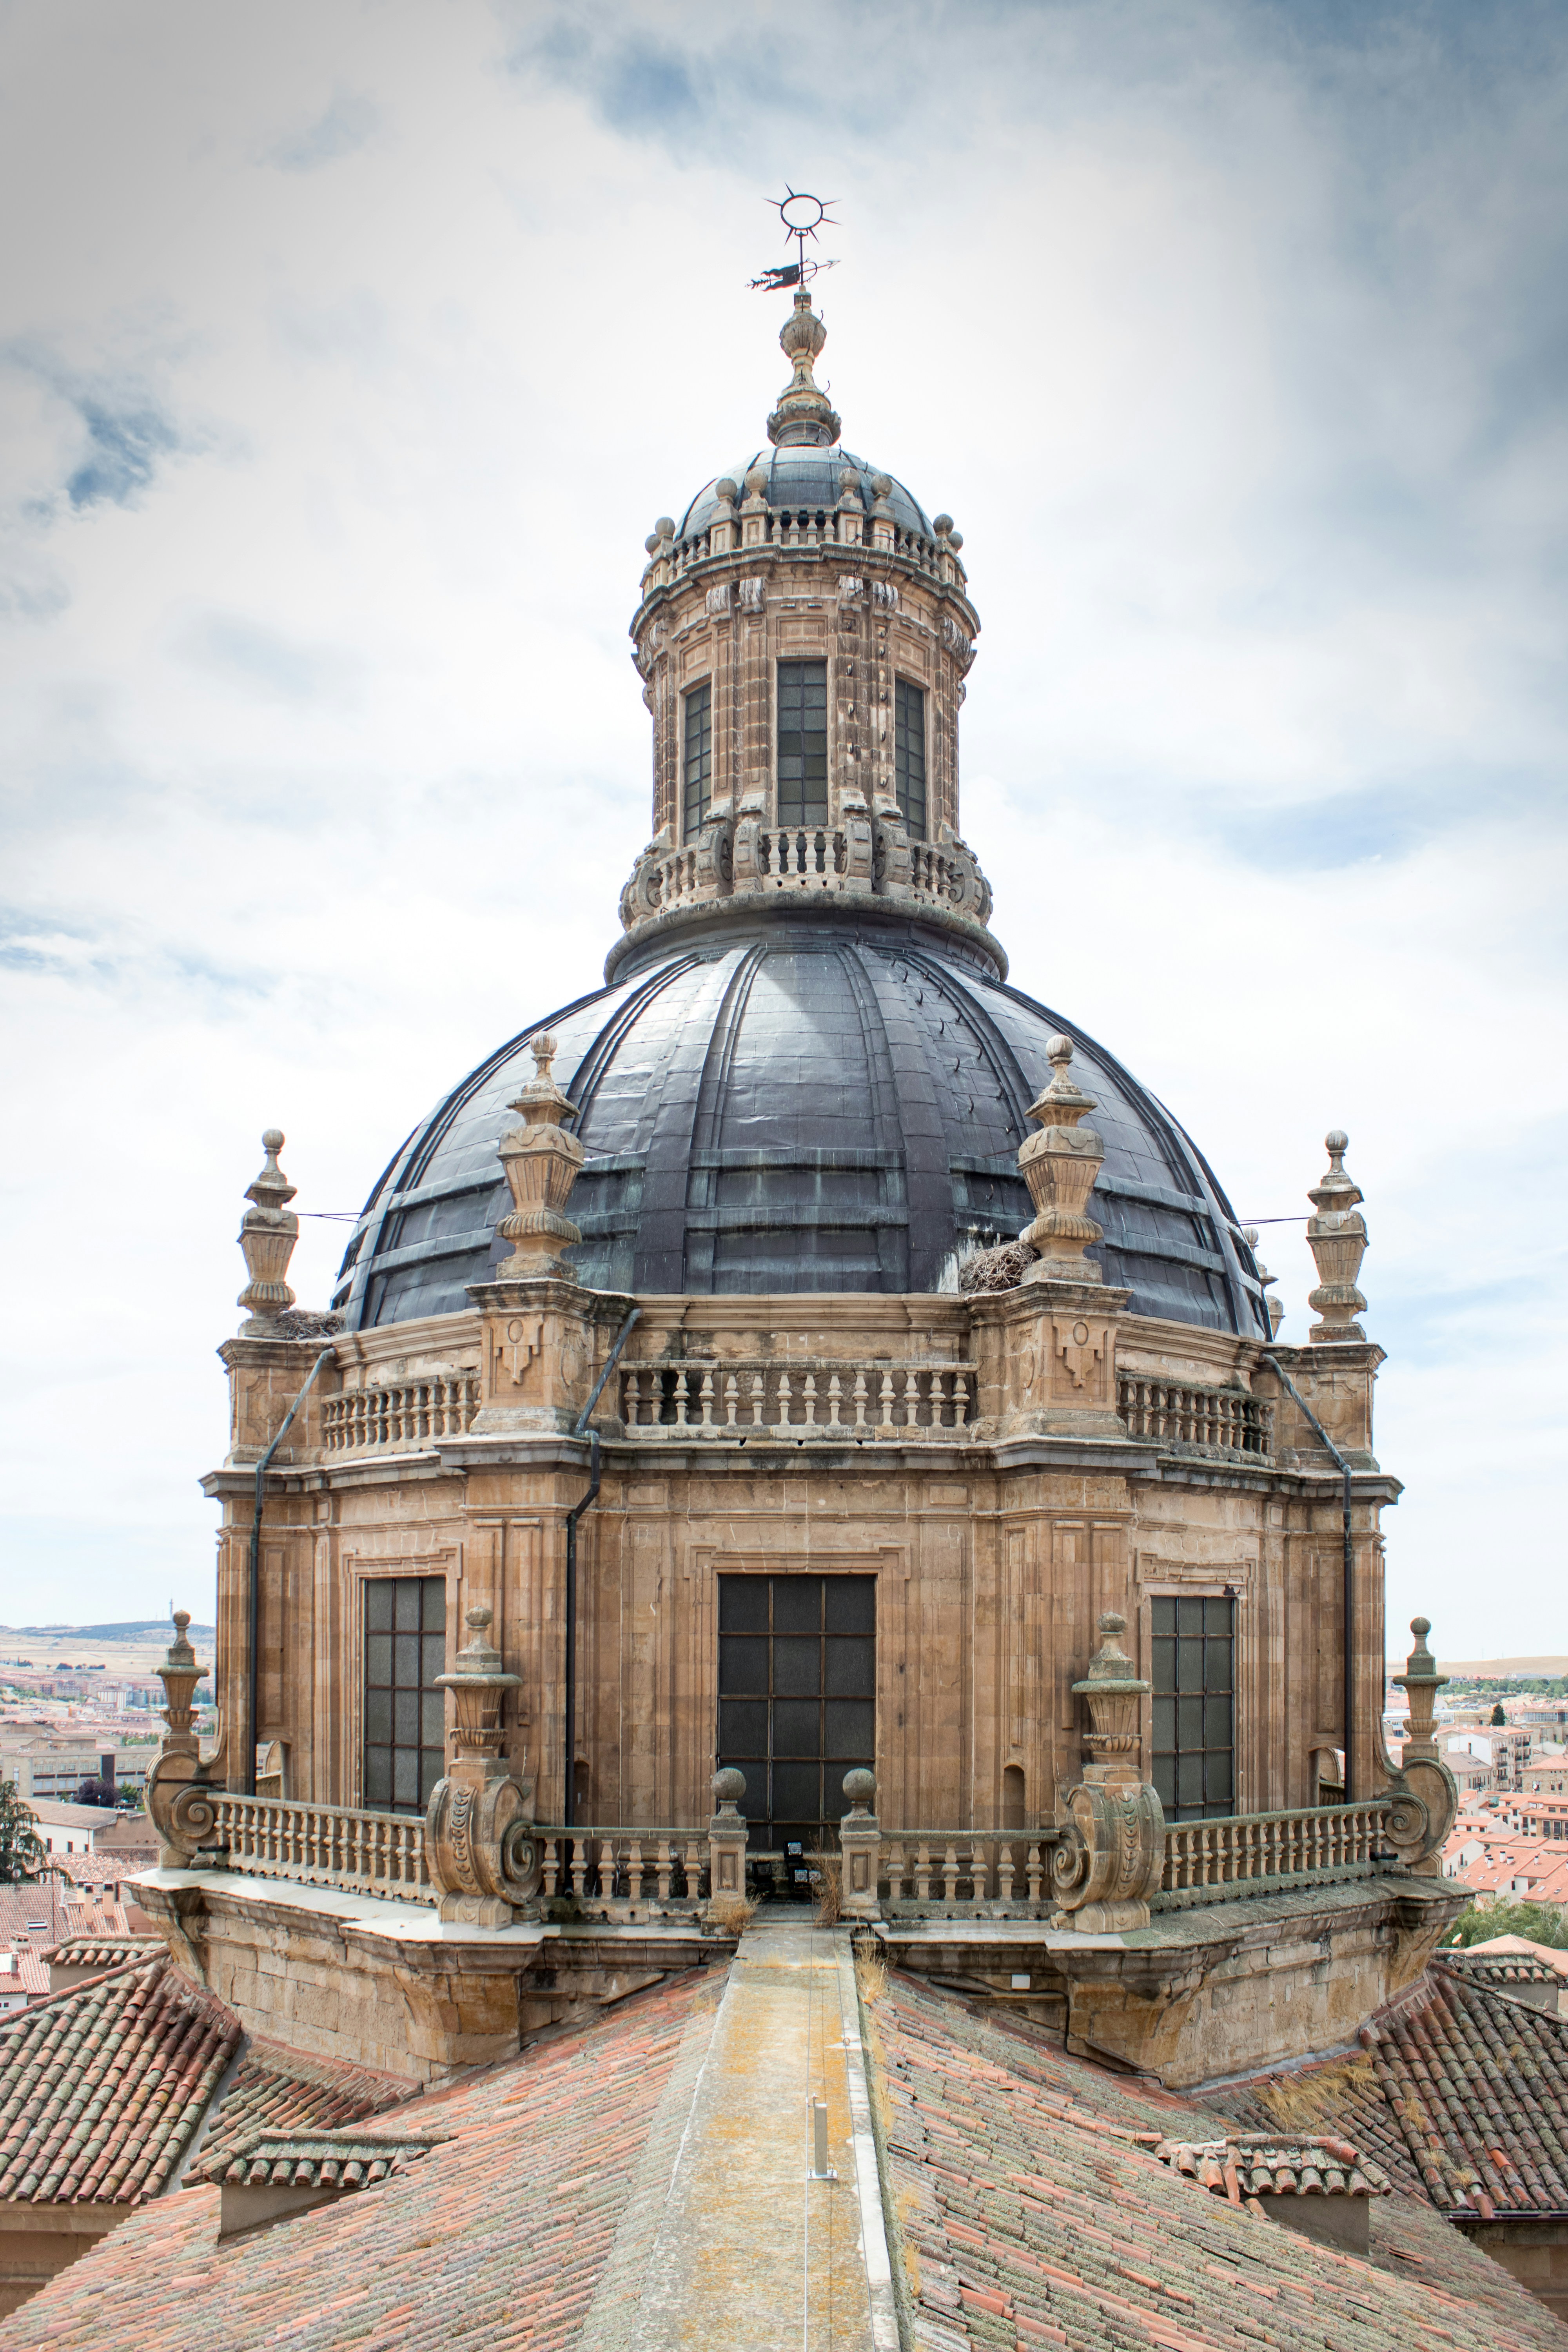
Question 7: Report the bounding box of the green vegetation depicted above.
[1446,1676,1568,1699]
[0,1780,51,1884]
[1448,1896,1568,1949]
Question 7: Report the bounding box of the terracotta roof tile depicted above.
[874,1972,1568,2350]
[212,2127,445,2190]
[192,2036,412,2180]
[0,1956,238,2206]
[0,1967,717,2351]
[39,1936,162,1972]
[1151,2134,1389,2203]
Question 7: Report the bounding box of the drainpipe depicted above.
[1263,1350,1356,1806]
[245,1348,336,1798]
[562,1307,641,1828]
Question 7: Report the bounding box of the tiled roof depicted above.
[0,1956,237,2205]
[1152,2133,1389,2204]
[0,1967,717,2352]
[0,1884,138,1951]
[192,2036,412,2180]
[1361,1958,1568,2218]
[1443,1948,1561,1989]
[213,2127,443,2189]
[875,1971,1568,2350]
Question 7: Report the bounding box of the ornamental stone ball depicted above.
[842,1768,876,1808]
[711,1767,746,1806]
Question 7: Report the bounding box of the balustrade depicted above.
[1155,1799,1392,1911]
[757,826,846,885]
[321,1375,479,1455]
[194,1793,433,1903]
[620,1358,974,1439]
[1118,1376,1273,1462]
[536,1828,707,1916]
[881,1832,1058,1911]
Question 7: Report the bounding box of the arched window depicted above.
[894,678,927,839]
[682,681,712,842]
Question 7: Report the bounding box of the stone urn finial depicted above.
[1018,1036,1105,1283]
[1391,1615,1448,1760]
[1071,1612,1151,1784]
[494,1034,587,1281]
[433,1605,522,1764]
[767,292,842,448]
[156,1609,207,1740]
[236,1128,300,1333]
[1306,1128,1368,1342]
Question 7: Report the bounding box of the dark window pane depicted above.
[683,680,713,843]
[777,660,828,827]
[395,1583,421,1633]
[365,1690,392,1743]
[421,1692,446,1747]
[1203,1597,1232,1638]
[395,1633,421,1686]
[1205,1695,1233,1747]
[422,1633,446,1684]
[366,1634,393,1687]
[1208,1751,1234,1803]
[719,1699,768,1752]
[773,1762,822,1821]
[825,1578,876,1635]
[720,1637,769,1693]
[826,1698,875,1755]
[1176,1639,1203,1690]
[720,1580,768,1633]
[1176,1597,1204,1639]
[365,1749,392,1805]
[1204,1640,1233,1693]
[825,1638,875,1695]
[1177,1752,1204,1806]
[393,1749,418,1806]
[1151,1637,1176,1693]
[1152,1756,1176,1809]
[773,1699,821,1757]
[367,1584,394,1633]
[772,1578,823,1635]
[394,1689,420,1745]
[1152,1695,1176,1752]
[1178,1695,1205,1750]
[1151,1597,1177,1639]
[773,1638,822,1697]
[894,678,926,839]
[419,1750,444,1806]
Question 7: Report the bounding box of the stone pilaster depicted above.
[838,1769,882,1921]
[466,1279,602,1435]
[989,1279,1129,1440]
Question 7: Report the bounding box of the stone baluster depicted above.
[853,1371,869,1427]
[706,1769,749,1913]
[838,1769,882,1920]
[1306,1130,1368,1341]
[236,1130,300,1334]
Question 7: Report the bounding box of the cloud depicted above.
[177,611,363,706]
[2,343,198,517]
[265,88,382,172]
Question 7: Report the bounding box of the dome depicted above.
[676,448,933,546]
[333,912,1269,1335]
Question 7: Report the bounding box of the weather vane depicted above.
[749,186,840,293]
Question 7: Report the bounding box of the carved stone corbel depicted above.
[424,1608,541,1926]
[1051,1614,1166,1933]
[1380,1616,1458,1876]
[694,811,734,897]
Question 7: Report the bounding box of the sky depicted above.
[1,0,1565,1660]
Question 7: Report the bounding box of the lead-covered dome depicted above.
[333,914,1268,1335]
[677,448,932,544]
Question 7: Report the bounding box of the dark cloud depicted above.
[266,88,381,172]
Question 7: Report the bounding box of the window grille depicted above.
[894,678,927,840]
[363,1576,446,1813]
[682,680,712,842]
[1151,1594,1234,1820]
[777,661,828,827]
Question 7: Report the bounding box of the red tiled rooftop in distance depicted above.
[0,1967,716,2352]
[874,1970,1568,2350]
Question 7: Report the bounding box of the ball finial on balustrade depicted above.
[1306,1127,1368,1343]
[1244,1228,1285,1336]
[842,1768,877,1812]
[236,1127,301,1334]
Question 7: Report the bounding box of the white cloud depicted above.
[0,0,1564,1657]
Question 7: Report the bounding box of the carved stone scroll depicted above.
[1051,1613,1165,1933]
[1381,1616,1458,1876]
[424,1607,540,1926]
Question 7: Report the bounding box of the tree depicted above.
[0,1781,52,1884]
[1449,1897,1568,1950]
[1491,1703,1507,1726]
[72,1776,116,1808]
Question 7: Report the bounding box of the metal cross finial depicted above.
[748,185,841,292]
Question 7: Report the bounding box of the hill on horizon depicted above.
[0,1621,216,1641]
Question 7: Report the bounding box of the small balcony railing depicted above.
[621,1359,975,1439]
[1152,1799,1393,1911]
[321,1376,480,1455]
[190,1793,432,1904]
[1117,1376,1273,1464]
